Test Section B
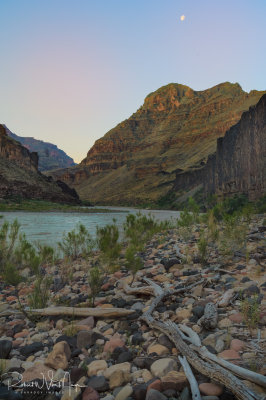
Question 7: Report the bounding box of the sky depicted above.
[0,0,266,163]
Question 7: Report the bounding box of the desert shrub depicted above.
[88,266,103,306]
[207,209,219,242]
[0,220,43,274]
[125,245,143,284]
[124,213,170,251]
[177,200,196,241]
[0,220,20,271]
[198,231,208,264]
[28,275,52,309]
[36,243,57,265]
[157,191,177,209]
[177,197,200,238]
[178,208,194,228]
[58,223,94,260]
[2,263,24,287]
[218,214,248,257]
[96,222,122,270]
[240,294,260,332]
[212,194,249,220]
[255,195,266,213]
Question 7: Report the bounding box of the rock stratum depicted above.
[4,125,76,172]
[0,124,80,203]
[49,82,265,205]
[173,93,266,201]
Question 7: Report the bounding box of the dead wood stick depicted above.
[178,355,202,400]
[21,306,135,318]
[123,283,154,296]
[141,279,262,400]
[192,345,266,389]
[179,325,266,388]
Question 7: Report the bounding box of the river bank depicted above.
[0,212,265,400]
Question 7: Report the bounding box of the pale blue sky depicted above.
[0,0,265,161]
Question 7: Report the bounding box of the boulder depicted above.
[45,341,71,370]
[150,358,178,378]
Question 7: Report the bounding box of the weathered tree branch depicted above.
[178,355,202,400]
[139,279,264,400]
[123,283,154,296]
[175,324,266,389]
[1,306,135,318]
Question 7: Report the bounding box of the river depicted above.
[0,207,180,246]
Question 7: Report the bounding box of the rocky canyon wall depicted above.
[173,94,266,200]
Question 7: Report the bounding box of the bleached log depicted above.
[141,279,263,400]
[192,345,266,389]
[178,324,202,346]
[26,306,135,318]
[123,283,154,296]
[178,355,202,400]
[175,324,266,389]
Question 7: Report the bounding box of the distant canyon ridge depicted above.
[47,82,266,205]
[0,124,79,203]
[4,125,76,172]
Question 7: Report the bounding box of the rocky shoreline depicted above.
[0,215,265,400]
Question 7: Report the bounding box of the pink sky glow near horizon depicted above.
[1,0,265,162]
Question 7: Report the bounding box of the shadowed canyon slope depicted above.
[174,93,266,200]
[4,125,76,172]
[48,82,266,205]
[0,125,79,203]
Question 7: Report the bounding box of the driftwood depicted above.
[3,306,135,318]
[198,302,218,329]
[178,355,202,400]
[123,283,154,296]
[193,345,266,389]
[178,324,266,389]
[138,278,264,400]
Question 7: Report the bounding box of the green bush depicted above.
[58,223,94,260]
[125,245,143,284]
[240,294,260,331]
[218,214,248,257]
[178,197,200,228]
[0,220,20,271]
[37,243,57,265]
[124,213,170,251]
[28,275,52,309]
[88,266,103,306]
[96,222,122,270]
[198,231,208,264]
[0,220,43,274]
[255,195,266,213]
[212,194,249,220]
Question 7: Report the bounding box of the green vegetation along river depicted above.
[0,207,180,245]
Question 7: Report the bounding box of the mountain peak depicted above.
[143,83,194,112]
[203,82,244,96]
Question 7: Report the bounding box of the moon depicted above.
[180,15,185,21]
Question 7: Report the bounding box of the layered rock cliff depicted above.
[0,125,38,171]
[49,82,265,205]
[0,125,80,203]
[4,125,75,172]
[173,94,266,200]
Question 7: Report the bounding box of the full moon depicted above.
[180,15,185,21]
